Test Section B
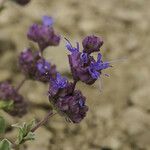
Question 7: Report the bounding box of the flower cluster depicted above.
[1,16,112,123]
[66,35,111,85]
[49,73,88,123]
[27,16,60,51]
[19,16,60,83]
[19,49,57,82]
[0,82,27,117]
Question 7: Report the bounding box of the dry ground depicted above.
[0,0,150,150]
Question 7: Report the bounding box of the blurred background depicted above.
[0,0,150,150]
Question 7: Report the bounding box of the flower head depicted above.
[66,37,111,84]
[49,77,88,123]
[68,52,96,84]
[0,82,27,117]
[19,49,38,79]
[19,49,57,82]
[27,16,60,51]
[35,59,56,82]
[55,90,88,123]
[82,35,103,54]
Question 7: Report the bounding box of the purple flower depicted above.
[82,35,103,54]
[49,73,69,98]
[66,39,97,84]
[37,60,51,74]
[49,78,88,123]
[19,49,57,82]
[35,59,57,82]
[51,73,68,89]
[65,38,79,53]
[0,82,27,117]
[19,49,38,79]
[68,52,96,84]
[66,37,111,84]
[88,53,111,79]
[80,52,88,64]
[27,16,60,51]
[42,16,54,27]
[55,90,88,123]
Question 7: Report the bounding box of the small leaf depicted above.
[12,120,36,144]
[26,120,35,133]
[11,123,22,129]
[0,116,6,134]
[23,132,35,142]
[18,128,24,144]
[0,139,11,150]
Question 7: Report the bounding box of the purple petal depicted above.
[88,67,100,79]
[80,53,88,63]
[42,16,54,26]
[65,38,79,53]
[97,53,102,63]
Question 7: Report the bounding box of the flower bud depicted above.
[82,35,103,54]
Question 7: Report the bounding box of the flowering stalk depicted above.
[31,111,55,132]
[0,15,115,150]
[15,77,27,92]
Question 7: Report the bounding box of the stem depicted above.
[11,111,55,150]
[16,77,26,92]
[38,44,44,57]
[72,80,77,93]
[31,111,55,132]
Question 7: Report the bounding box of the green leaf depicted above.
[26,120,35,133]
[0,139,11,150]
[0,116,6,134]
[23,132,35,141]
[12,120,35,144]
[0,101,14,111]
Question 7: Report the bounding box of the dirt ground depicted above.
[0,0,150,150]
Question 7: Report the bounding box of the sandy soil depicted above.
[0,0,150,150]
